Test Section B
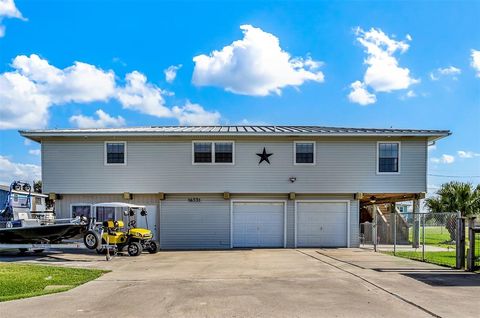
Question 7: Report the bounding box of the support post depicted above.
[392,204,397,256]
[373,204,377,252]
[467,217,476,271]
[412,199,420,248]
[456,212,466,269]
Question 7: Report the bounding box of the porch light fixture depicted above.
[223,192,230,200]
[369,196,377,204]
[289,177,297,183]
[123,192,133,200]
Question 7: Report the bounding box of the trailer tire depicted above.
[84,230,100,250]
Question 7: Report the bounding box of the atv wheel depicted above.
[127,242,142,256]
[147,241,158,254]
[84,230,100,250]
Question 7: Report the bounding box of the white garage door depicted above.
[296,201,349,247]
[232,201,285,248]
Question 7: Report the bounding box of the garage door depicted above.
[232,201,285,248]
[296,201,349,247]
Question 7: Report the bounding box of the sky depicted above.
[0,0,479,193]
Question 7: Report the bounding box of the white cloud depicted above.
[430,66,461,81]
[23,139,32,146]
[0,155,41,184]
[428,144,436,151]
[349,27,419,105]
[348,80,376,105]
[0,54,116,130]
[431,154,455,164]
[457,150,480,158]
[171,102,221,125]
[0,0,26,37]
[69,109,126,128]
[192,24,324,96]
[471,49,480,77]
[116,71,172,117]
[28,149,41,156]
[0,54,223,129]
[164,64,182,83]
[354,27,419,93]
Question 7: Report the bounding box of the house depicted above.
[20,125,450,249]
[0,184,49,214]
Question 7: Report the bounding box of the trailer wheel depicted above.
[127,242,142,256]
[84,230,100,250]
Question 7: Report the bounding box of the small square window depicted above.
[215,142,233,163]
[378,142,400,173]
[194,142,212,163]
[71,205,91,218]
[295,142,315,164]
[106,142,126,164]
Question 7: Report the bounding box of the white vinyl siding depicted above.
[42,138,427,194]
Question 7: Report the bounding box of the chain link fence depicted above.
[360,211,458,268]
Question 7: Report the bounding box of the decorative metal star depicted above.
[256,147,273,164]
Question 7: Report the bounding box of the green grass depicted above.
[408,226,455,248]
[385,250,457,268]
[0,263,106,302]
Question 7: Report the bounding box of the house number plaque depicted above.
[188,197,201,202]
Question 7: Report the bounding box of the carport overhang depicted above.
[359,192,425,206]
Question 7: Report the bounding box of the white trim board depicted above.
[294,200,351,248]
[230,199,287,248]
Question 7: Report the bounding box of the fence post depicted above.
[422,214,425,261]
[467,217,476,271]
[393,206,397,256]
[412,199,420,248]
[456,212,465,269]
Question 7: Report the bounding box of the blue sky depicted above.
[0,0,479,191]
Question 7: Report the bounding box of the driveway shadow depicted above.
[402,273,480,287]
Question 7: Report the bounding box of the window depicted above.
[71,205,91,218]
[294,142,315,164]
[193,141,234,164]
[194,142,212,163]
[105,142,126,165]
[96,206,115,222]
[378,142,400,173]
[215,142,233,163]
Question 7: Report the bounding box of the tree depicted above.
[425,182,480,216]
[424,182,480,241]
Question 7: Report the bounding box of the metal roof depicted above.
[19,125,451,141]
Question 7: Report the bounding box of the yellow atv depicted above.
[85,203,158,257]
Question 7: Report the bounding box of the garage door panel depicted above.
[296,202,348,247]
[232,202,285,248]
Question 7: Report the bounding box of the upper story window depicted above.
[294,141,315,165]
[193,141,234,164]
[377,142,400,174]
[105,141,126,165]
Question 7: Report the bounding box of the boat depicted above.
[0,181,91,245]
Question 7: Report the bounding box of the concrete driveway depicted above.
[1,248,479,318]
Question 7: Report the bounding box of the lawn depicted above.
[0,263,106,302]
[385,250,457,268]
[408,226,455,248]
